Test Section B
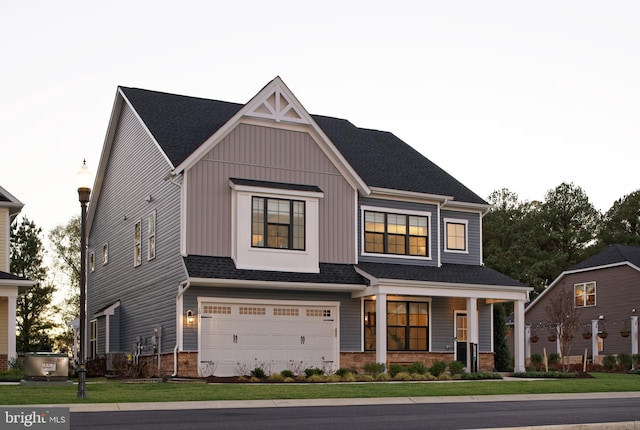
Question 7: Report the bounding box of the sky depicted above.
[1,1,639,237]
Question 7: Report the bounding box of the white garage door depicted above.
[198,299,339,377]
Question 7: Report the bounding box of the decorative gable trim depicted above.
[245,85,309,124]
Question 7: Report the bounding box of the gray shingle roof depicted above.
[568,244,640,271]
[184,256,367,285]
[0,271,29,281]
[356,262,525,287]
[120,87,486,205]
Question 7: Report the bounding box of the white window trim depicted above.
[360,205,432,261]
[230,181,323,273]
[574,281,597,308]
[444,218,469,254]
[102,243,108,265]
[134,220,142,267]
[147,211,156,261]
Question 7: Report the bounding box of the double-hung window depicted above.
[363,209,428,257]
[364,300,429,351]
[444,218,468,253]
[134,220,142,267]
[148,211,156,260]
[252,197,305,250]
[574,282,596,307]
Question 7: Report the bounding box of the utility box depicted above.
[24,353,69,381]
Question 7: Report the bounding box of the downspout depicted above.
[172,280,191,377]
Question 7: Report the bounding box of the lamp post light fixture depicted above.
[76,160,92,398]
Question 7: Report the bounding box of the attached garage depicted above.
[198,298,340,377]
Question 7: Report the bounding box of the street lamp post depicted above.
[76,160,92,398]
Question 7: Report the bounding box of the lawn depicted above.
[0,373,638,405]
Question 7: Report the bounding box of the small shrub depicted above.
[375,372,390,381]
[633,354,640,368]
[603,355,618,372]
[358,374,374,382]
[438,373,452,381]
[283,377,295,383]
[249,376,262,383]
[304,367,324,378]
[548,353,560,366]
[363,362,386,376]
[530,353,543,371]
[0,369,23,382]
[327,374,342,383]
[448,361,465,376]
[388,364,406,378]
[307,374,326,383]
[617,353,632,371]
[280,369,294,378]
[341,372,357,382]
[411,373,426,381]
[268,373,284,382]
[429,360,447,377]
[335,367,358,377]
[392,372,412,381]
[407,361,428,375]
[250,367,266,378]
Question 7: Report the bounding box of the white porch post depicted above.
[466,297,478,371]
[631,316,638,357]
[591,320,599,361]
[7,292,17,366]
[513,299,526,372]
[375,293,387,367]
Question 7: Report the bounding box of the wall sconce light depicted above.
[187,310,194,325]
[598,315,605,320]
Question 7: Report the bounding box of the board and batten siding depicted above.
[440,210,482,265]
[183,287,361,352]
[185,124,356,264]
[88,103,186,355]
[357,197,439,267]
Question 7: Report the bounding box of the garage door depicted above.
[199,299,339,377]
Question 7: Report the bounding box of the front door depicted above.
[455,312,467,367]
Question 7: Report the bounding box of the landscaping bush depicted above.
[633,354,640,368]
[448,361,465,376]
[548,353,560,366]
[407,361,428,375]
[529,353,543,371]
[335,367,358,377]
[268,372,284,382]
[250,367,266,378]
[304,367,324,378]
[388,364,406,378]
[363,362,385,376]
[602,355,618,372]
[617,353,633,371]
[392,371,412,381]
[429,360,447,377]
[0,369,22,382]
[280,369,294,378]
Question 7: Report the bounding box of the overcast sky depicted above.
[1,1,638,236]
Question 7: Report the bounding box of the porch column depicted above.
[513,299,526,372]
[466,297,478,371]
[6,292,17,366]
[631,316,638,357]
[375,293,387,367]
[591,320,599,361]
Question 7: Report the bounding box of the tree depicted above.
[540,182,601,273]
[598,190,640,247]
[10,217,55,352]
[544,288,581,372]
[493,303,511,371]
[48,216,81,352]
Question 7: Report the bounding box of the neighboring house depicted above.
[87,77,531,377]
[524,244,640,363]
[0,186,35,369]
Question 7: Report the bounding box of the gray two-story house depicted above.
[87,77,531,377]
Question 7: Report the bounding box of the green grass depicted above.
[0,373,638,405]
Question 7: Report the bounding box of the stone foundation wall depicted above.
[0,354,7,371]
[135,352,199,378]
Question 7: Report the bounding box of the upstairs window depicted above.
[148,211,156,261]
[251,197,305,250]
[134,220,142,267]
[102,243,109,265]
[445,219,468,252]
[363,210,428,257]
[575,282,596,307]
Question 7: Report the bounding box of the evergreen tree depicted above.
[598,190,640,247]
[492,303,511,371]
[10,217,55,352]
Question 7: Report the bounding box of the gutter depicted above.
[172,280,191,377]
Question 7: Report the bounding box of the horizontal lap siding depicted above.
[440,210,482,265]
[88,103,186,355]
[183,287,360,352]
[526,266,640,356]
[185,124,356,264]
